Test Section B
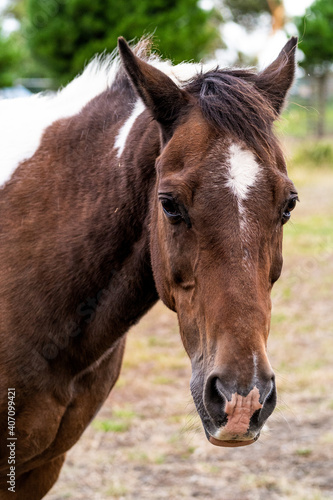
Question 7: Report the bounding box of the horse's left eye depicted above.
[282,196,298,224]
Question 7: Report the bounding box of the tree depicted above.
[24,0,222,86]
[0,1,47,87]
[0,27,22,87]
[296,0,333,137]
[223,0,285,33]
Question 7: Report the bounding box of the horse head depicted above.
[119,37,298,447]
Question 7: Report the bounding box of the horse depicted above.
[0,36,298,499]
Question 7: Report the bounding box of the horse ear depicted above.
[256,37,298,115]
[118,37,189,138]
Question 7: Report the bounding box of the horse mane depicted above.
[0,38,278,187]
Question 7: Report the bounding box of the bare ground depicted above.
[46,166,333,500]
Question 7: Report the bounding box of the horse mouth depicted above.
[208,435,259,447]
[204,427,260,447]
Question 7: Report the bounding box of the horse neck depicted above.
[2,89,160,377]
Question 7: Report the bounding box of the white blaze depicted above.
[226,143,260,236]
[226,143,260,201]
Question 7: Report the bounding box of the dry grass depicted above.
[47,153,333,500]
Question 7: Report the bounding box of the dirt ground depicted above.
[46,162,333,500]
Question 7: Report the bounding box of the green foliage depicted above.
[4,0,28,23]
[295,0,333,136]
[296,0,333,74]
[0,0,48,88]
[25,0,222,86]
[0,28,23,87]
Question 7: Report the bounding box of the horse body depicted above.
[0,37,297,498]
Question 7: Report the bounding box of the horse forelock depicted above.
[184,69,277,159]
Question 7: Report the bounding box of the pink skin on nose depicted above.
[223,386,262,435]
[209,386,263,447]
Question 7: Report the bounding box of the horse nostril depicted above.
[267,377,277,404]
[256,376,277,425]
[211,378,226,406]
[261,376,276,406]
[204,376,228,428]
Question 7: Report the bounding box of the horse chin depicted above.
[208,435,258,447]
[204,428,260,448]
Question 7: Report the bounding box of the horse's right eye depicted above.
[159,196,182,222]
[158,193,192,228]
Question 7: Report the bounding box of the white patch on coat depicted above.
[0,42,216,187]
[0,51,121,187]
[114,99,145,158]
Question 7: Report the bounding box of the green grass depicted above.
[105,481,128,497]
[92,419,131,433]
[112,407,137,419]
[283,215,333,257]
[295,448,313,457]
[92,405,138,433]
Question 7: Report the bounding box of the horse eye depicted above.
[159,196,182,221]
[287,197,297,212]
[282,196,298,224]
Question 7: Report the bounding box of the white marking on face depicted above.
[253,352,259,379]
[114,99,145,158]
[226,143,260,238]
[226,143,260,200]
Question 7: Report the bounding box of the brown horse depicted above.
[0,36,298,498]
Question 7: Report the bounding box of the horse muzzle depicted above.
[199,373,277,447]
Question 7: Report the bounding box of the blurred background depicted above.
[0,0,333,138]
[1,1,332,499]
